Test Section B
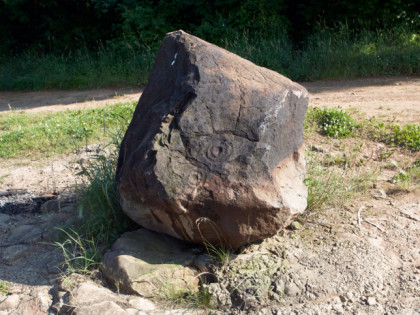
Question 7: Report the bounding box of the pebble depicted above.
[367,296,377,306]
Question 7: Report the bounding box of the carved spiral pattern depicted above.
[205,141,233,164]
[187,169,206,188]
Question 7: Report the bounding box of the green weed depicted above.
[392,160,420,189]
[0,281,8,294]
[53,228,101,275]
[74,141,135,248]
[311,107,357,138]
[361,119,420,151]
[51,106,135,274]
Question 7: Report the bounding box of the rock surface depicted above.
[101,228,198,298]
[116,30,308,248]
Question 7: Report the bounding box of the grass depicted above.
[163,282,214,310]
[53,228,102,275]
[306,107,420,152]
[0,101,136,159]
[304,106,419,211]
[0,25,418,90]
[392,160,420,190]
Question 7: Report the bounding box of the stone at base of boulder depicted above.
[101,228,199,298]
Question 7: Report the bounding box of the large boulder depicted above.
[116,30,308,249]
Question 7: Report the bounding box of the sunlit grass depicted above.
[0,101,136,159]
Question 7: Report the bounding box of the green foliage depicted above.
[361,119,420,151]
[311,107,357,138]
[2,22,418,90]
[388,124,420,151]
[0,281,8,294]
[0,101,136,158]
[306,107,420,152]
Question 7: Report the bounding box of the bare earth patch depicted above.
[0,78,419,314]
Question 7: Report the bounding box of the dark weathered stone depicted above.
[116,30,308,249]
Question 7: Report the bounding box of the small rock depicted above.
[60,204,76,214]
[372,189,387,199]
[290,221,302,231]
[72,301,126,315]
[128,297,155,311]
[284,281,301,297]
[69,282,117,306]
[367,296,376,306]
[2,244,32,264]
[101,228,198,298]
[0,294,21,311]
[274,278,286,294]
[7,225,42,245]
[389,160,398,170]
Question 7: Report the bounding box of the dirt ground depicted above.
[0,77,419,314]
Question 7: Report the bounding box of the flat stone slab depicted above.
[101,228,198,298]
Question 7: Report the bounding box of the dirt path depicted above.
[0,88,142,113]
[1,77,419,124]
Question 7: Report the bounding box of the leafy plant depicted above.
[0,281,9,294]
[361,119,420,151]
[315,107,357,138]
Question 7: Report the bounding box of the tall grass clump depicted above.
[50,105,136,274]
[54,138,135,274]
